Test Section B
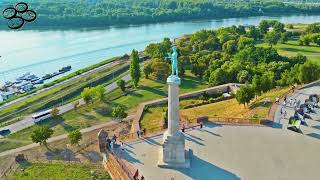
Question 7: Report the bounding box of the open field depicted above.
[257,40,320,64]
[0,61,129,125]
[6,163,111,180]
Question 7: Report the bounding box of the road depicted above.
[273,82,320,138]
[0,73,131,138]
[0,61,118,110]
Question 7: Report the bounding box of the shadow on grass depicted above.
[249,101,272,110]
[181,75,205,89]
[80,151,102,163]
[45,148,80,162]
[280,47,320,54]
[141,86,167,97]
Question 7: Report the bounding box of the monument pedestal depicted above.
[158,131,190,168]
[158,76,190,168]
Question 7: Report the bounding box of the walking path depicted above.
[0,73,130,137]
[274,82,320,138]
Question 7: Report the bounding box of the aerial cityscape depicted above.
[0,0,320,180]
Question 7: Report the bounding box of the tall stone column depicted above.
[167,79,180,135]
[158,75,190,168]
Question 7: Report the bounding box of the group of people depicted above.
[287,94,319,133]
[106,134,125,151]
[278,95,300,120]
[136,129,146,138]
[181,121,203,133]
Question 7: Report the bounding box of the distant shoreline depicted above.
[1,13,319,31]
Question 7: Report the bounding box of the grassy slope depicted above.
[141,87,290,130]
[181,87,290,121]
[7,163,111,180]
[106,70,208,112]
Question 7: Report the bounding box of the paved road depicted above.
[0,61,118,110]
[274,83,320,137]
[0,73,131,138]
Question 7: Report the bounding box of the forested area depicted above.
[1,0,320,27]
[143,20,320,102]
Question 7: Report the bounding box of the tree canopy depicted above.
[1,0,320,28]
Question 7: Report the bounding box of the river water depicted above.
[0,14,320,83]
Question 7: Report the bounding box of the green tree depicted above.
[81,87,94,104]
[117,79,126,92]
[94,85,105,101]
[259,20,270,34]
[299,61,320,84]
[236,84,255,107]
[130,49,141,88]
[149,58,170,81]
[237,36,254,50]
[237,70,251,83]
[306,23,320,34]
[68,129,82,145]
[222,40,237,54]
[264,31,281,47]
[209,68,228,86]
[112,106,128,119]
[260,72,275,92]
[280,32,290,44]
[247,25,261,40]
[299,35,312,46]
[31,126,54,146]
[252,75,263,96]
[143,63,152,79]
[273,21,285,33]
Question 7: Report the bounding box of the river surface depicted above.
[0,14,320,83]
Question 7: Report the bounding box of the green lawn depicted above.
[7,162,111,180]
[257,40,320,64]
[106,70,208,111]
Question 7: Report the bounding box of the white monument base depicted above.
[158,131,190,168]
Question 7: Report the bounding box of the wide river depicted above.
[0,14,320,83]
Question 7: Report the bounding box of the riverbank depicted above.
[0,56,125,107]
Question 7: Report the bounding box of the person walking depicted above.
[136,130,140,138]
[120,141,125,151]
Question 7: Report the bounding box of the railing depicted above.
[207,116,262,125]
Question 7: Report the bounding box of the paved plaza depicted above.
[118,122,320,180]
